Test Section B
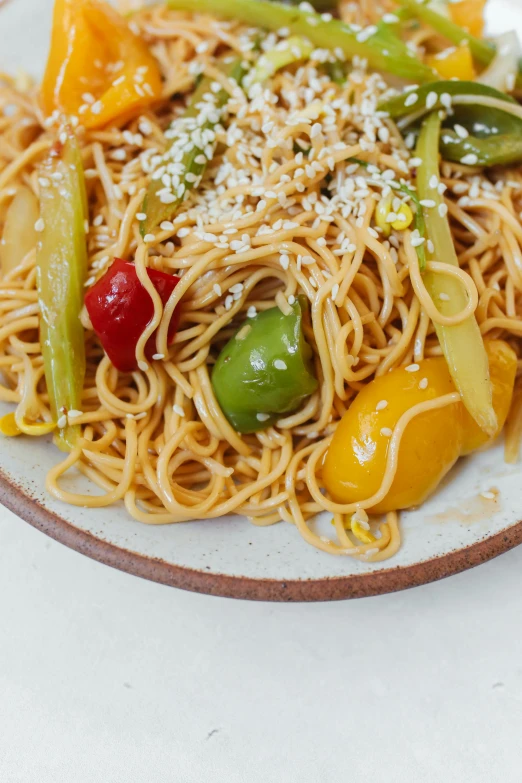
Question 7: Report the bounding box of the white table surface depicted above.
[1,502,522,783]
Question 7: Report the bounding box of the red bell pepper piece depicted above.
[85,258,180,372]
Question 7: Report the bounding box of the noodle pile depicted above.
[1,1,522,561]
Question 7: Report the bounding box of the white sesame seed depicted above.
[380,427,393,437]
[257,413,270,422]
[152,353,165,360]
[138,361,149,372]
[57,415,67,429]
[143,233,155,243]
[274,359,287,371]
[376,400,388,411]
[67,410,83,419]
[404,93,418,107]
[426,91,438,109]
[405,364,420,373]
[34,218,45,232]
[429,175,439,189]
[419,378,429,390]
[136,212,147,221]
[438,203,448,218]
[461,153,478,166]
[213,283,222,296]
[454,124,469,139]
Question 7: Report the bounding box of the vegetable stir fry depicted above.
[1,0,522,561]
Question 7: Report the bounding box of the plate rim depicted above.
[2,467,522,601]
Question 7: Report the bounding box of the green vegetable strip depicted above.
[37,130,88,450]
[167,0,436,83]
[379,80,515,121]
[280,0,336,9]
[140,58,245,236]
[248,35,313,84]
[415,113,496,436]
[399,0,522,89]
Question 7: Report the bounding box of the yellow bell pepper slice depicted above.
[427,44,476,81]
[449,0,486,40]
[41,0,162,129]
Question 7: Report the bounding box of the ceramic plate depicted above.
[2,0,522,601]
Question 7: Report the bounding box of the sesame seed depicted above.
[419,378,428,390]
[160,221,174,231]
[429,175,439,189]
[426,91,438,109]
[34,218,45,232]
[67,410,83,419]
[247,306,257,319]
[404,93,418,107]
[143,233,155,243]
[57,415,67,429]
[152,353,165,360]
[461,153,478,166]
[380,427,393,437]
[274,359,287,370]
[138,361,149,372]
[405,364,420,373]
[257,413,270,422]
[438,203,448,218]
[454,124,469,139]
[376,400,388,411]
[439,292,450,301]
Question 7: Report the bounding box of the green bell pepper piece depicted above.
[212,298,318,433]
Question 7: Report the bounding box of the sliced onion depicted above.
[0,185,39,274]
[478,31,521,93]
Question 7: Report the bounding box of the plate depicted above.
[1,0,522,601]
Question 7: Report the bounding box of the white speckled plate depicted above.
[1,0,522,601]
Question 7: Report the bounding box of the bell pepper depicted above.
[426,44,476,81]
[211,298,318,433]
[84,258,180,372]
[37,129,89,451]
[41,0,162,129]
[449,0,486,40]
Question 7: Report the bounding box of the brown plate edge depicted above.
[1,467,522,602]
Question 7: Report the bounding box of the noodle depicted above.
[1,1,522,562]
